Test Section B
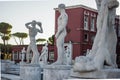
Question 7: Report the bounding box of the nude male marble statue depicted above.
[25,20,43,64]
[54,4,68,65]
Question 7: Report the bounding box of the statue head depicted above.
[58,4,65,12]
[31,20,36,27]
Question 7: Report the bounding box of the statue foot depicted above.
[52,61,64,65]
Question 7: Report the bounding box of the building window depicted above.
[14,52,18,60]
[90,17,95,31]
[84,15,89,30]
[84,33,89,41]
[49,51,54,61]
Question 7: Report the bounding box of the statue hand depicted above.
[37,22,42,26]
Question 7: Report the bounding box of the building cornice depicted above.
[54,4,98,12]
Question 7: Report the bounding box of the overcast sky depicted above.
[0,0,120,45]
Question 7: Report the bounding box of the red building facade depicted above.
[11,44,54,63]
[54,5,120,67]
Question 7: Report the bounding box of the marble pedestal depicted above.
[70,69,120,79]
[1,60,16,73]
[20,64,41,80]
[43,65,72,80]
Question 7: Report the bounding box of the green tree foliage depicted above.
[2,36,10,45]
[48,35,54,45]
[36,38,46,44]
[0,22,12,54]
[0,22,12,46]
[12,32,28,45]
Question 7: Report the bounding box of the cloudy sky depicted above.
[0,0,120,45]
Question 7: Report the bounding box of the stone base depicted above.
[70,69,120,79]
[43,65,72,80]
[20,64,41,80]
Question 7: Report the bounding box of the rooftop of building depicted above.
[54,4,98,12]
[54,4,120,18]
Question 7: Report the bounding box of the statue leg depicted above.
[26,45,31,63]
[31,43,39,64]
[53,37,65,65]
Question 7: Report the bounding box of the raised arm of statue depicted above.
[37,22,43,33]
[25,22,32,29]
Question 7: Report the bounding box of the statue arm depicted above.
[25,22,32,29]
[55,27,63,39]
[55,24,66,39]
[37,22,43,33]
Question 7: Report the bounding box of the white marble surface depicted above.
[73,0,119,72]
[43,65,72,80]
[20,64,41,80]
[71,69,120,79]
[1,73,20,80]
[64,41,73,65]
[39,43,48,65]
[1,60,20,75]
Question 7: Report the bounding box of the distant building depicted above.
[54,5,120,67]
[11,44,54,63]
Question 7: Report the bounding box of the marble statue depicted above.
[21,47,26,62]
[64,41,72,65]
[39,43,48,65]
[54,4,68,65]
[65,46,70,65]
[25,20,43,64]
[73,0,119,72]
